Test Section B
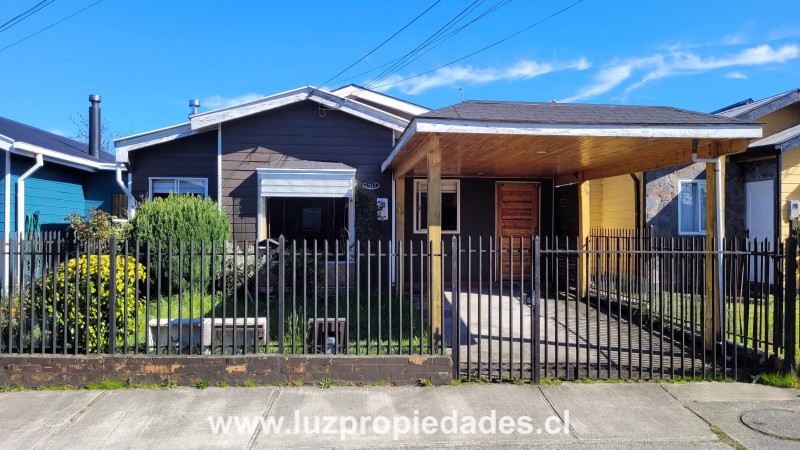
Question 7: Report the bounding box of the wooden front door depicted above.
[496,182,539,280]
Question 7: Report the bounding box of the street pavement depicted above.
[0,381,798,449]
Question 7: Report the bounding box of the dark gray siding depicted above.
[402,177,554,280]
[553,184,578,238]
[221,101,394,242]
[128,130,218,204]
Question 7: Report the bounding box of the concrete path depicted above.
[1,382,797,449]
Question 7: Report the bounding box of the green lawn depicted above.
[124,289,432,355]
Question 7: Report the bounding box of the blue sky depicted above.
[1,0,799,141]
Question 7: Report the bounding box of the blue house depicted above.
[1,102,125,287]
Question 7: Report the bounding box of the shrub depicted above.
[46,254,147,352]
[219,242,267,293]
[354,185,381,243]
[64,208,132,247]
[132,194,229,290]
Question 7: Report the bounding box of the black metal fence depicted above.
[0,235,443,357]
[1,231,797,383]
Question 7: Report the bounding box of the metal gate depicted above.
[450,233,796,382]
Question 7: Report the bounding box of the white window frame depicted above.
[148,177,209,201]
[413,179,460,234]
[678,179,706,236]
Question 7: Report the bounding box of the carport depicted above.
[382,100,762,348]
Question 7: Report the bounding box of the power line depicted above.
[0,0,105,54]
[370,0,584,91]
[318,0,442,90]
[327,1,513,88]
[0,0,55,33]
[365,0,513,89]
[361,0,486,91]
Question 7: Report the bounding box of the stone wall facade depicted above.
[644,159,777,240]
[0,354,452,388]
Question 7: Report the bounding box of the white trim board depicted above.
[190,87,409,132]
[331,85,430,117]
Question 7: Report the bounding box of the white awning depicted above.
[256,168,356,198]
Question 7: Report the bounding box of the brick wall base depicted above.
[0,354,452,388]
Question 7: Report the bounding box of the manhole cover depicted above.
[740,409,800,440]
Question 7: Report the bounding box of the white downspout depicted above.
[115,162,135,219]
[217,124,223,211]
[17,153,44,240]
[390,129,397,283]
[3,147,10,292]
[692,144,724,344]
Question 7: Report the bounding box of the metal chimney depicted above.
[189,99,200,116]
[88,94,101,158]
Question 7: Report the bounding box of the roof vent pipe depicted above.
[189,99,200,116]
[88,94,101,158]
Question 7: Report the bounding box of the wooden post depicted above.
[578,175,590,298]
[395,174,405,293]
[704,158,724,349]
[426,134,442,349]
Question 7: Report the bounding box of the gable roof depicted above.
[419,100,756,126]
[0,116,117,171]
[713,88,800,120]
[116,86,416,163]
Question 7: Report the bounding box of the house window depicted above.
[678,180,706,235]
[413,179,460,234]
[149,178,208,200]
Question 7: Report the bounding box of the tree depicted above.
[69,112,131,156]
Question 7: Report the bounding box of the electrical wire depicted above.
[361,0,486,92]
[0,0,105,53]
[365,0,513,89]
[317,0,442,90]
[369,0,584,91]
[326,1,512,88]
[0,0,55,33]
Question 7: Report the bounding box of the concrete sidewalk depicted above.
[0,382,798,449]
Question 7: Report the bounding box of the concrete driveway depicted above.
[446,289,704,381]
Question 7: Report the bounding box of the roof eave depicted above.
[9,141,120,172]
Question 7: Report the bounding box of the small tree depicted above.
[69,113,131,156]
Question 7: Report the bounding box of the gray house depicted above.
[114,85,429,244]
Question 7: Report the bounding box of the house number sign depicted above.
[361,181,380,190]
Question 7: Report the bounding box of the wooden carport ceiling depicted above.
[394,132,751,180]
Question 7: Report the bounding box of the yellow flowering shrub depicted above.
[47,255,147,351]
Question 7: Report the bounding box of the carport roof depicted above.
[382,100,762,180]
[420,100,756,126]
